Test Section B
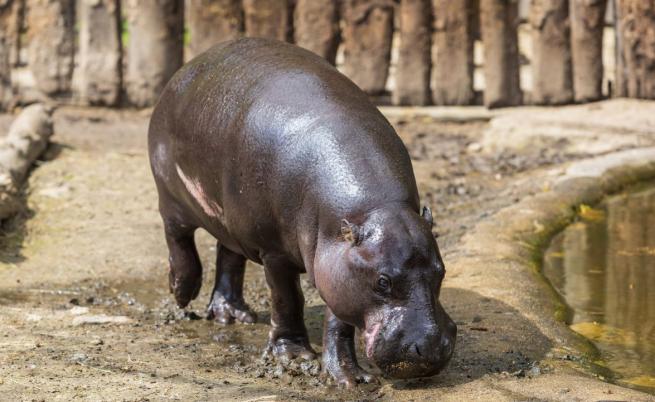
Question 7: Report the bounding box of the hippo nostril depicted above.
[414,343,422,357]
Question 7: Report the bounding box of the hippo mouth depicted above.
[363,322,381,359]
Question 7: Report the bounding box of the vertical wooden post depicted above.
[479,0,522,108]
[615,0,655,99]
[342,0,394,95]
[0,0,18,109]
[570,0,607,102]
[393,0,432,106]
[293,0,339,64]
[185,0,242,61]
[529,0,574,105]
[76,0,122,106]
[25,0,75,96]
[431,0,476,105]
[125,0,184,108]
[243,0,288,41]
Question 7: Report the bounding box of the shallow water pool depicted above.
[543,183,655,393]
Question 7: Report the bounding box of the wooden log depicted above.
[125,0,184,108]
[570,0,607,102]
[393,0,432,106]
[479,0,522,108]
[25,0,75,96]
[185,0,242,61]
[0,103,53,220]
[293,0,339,64]
[615,0,655,99]
[243,0,288,41]
[0,1,13,110]
[342,0,394,95]
[529,0,574,105]
[431,0,476,105]
[75,0,122,106]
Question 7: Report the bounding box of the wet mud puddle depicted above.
[543,182,655,394]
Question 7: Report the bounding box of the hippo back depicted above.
[149,38,419,265]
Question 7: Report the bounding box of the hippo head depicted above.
[315,205,457,379]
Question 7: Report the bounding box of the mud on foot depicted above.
[207,292,257,324]
[265,335,317,362]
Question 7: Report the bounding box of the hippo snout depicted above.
[368,311,457,379]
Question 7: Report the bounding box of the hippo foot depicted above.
[323,363,378,389]
[265,336,317,362]
[207,292,256,324]
[169,268,202,308]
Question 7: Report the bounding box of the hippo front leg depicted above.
[322,307,378,388]
[263,257,317,361]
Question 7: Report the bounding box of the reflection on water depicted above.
[543,184,655,393]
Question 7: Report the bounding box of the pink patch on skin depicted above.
[364,322,381,359]
[176,164,224,219]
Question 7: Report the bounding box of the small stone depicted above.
[90,339,103,346]
[273,364,284,378]
[70,353,88,363]
[467,142,482,153]
[69,306,90,316]
[527,365,541,378]
[72,314,133,326]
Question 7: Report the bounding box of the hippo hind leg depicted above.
[162,216,203,308]
[207,244,257,324]
[157,184,203,308]
[263,256,317,361]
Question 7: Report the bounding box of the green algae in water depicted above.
[543,183,655,394]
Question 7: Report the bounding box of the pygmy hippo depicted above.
[148,38,456,387]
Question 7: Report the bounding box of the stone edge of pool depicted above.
[449,147,655,400]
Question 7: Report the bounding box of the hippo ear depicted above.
[340,219,360,245]
[422,206,433,228]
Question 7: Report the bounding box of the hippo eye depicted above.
[376,275,391,293]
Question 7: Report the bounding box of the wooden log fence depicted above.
[480,0,522,107]
[430,0,477,105]
[75,0,122,106]
[0,0,654,111]
[570,0,607,102]
[530,0,574,105]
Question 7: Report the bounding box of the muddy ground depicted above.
[0,101,654,401]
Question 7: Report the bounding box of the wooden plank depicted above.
[431,0,476,105]
[125,0,184,107]
[615,0,655,99]
[75,0,122,106]
[185,0,242,61]
[243,0,288,41]
[570,0,607,102]
[529,0,574,104]
[393,0,432,106]
[342,0,394,95]
[480,0,522,107]
[293,0,339,64]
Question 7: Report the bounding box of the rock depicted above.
[70,353,88,363]
[69,306,90,315]
[527,364,541,378]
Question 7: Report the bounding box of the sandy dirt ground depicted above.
[0,101,654,401]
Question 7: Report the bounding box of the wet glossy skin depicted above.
[148,38,456,387]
